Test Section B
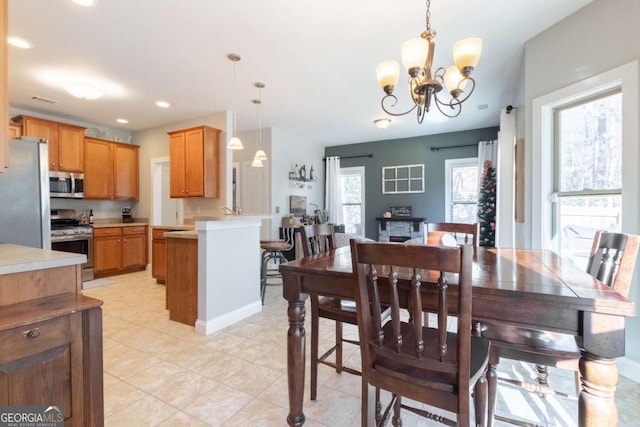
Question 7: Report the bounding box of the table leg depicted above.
[578,351,618,427]
[287,299,306,426]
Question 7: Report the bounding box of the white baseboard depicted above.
[195,300,262,336]
[618,357,640,383]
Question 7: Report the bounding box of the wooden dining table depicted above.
[280,245,635,427]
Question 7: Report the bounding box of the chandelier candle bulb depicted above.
[376,61,400,94]
[401,38,430,74]
[452,37,483,73]
[443,66,468,96]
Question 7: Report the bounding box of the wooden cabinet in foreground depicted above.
[85,137,139,200]
[0,245,104,426]
[94,225,147,278]
[168,125,220,198]
[15,115,86,173]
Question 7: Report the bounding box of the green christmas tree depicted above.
[478,160,497,247]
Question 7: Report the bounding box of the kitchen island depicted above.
[0,244,104,426]
[165,216,262,335]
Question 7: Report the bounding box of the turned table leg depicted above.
[578,351,618,427]
[287,299,307,426]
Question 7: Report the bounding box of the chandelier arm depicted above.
[433,96,462,118]
[381,94,419,117]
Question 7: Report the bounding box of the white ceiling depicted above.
[8,0,592,146]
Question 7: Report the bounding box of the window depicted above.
[382,164,424,194]
[340,166,365,236]
[553,90,622,268]
[445,158,478,223]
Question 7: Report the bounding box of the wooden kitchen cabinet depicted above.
[93,227,122,277]
[85,137,139,200]
[94,225,147,278]
[8,121,22,139]
[0,246,104,426]
[168,125,220,198]
[122,226,147,269]
[16,115,86,172]
[151,228,168,283]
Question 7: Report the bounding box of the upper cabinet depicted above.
[15,115,86,173]
[8,122,21,139]
[85,137,139,201]
[168,125,220,198]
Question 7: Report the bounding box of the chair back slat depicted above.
[437,272,448,362]
[409,269,423,357]
[586,230,639,298]
[300,224,336,257]
[350,240,473,393]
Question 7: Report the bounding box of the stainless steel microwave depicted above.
[49,171,84,198]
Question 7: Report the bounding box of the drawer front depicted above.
[94,227,122,237]
[123,226,147,236]
[0,316,72,365]
[152,229,167,239]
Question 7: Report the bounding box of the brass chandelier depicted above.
[376,0,482,123]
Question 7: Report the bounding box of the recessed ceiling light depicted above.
[64,82,103,99]
[116,118,128,124]
[156,100,171,108]
[374,118,391,129]
[71,0,96,6]
[8,36,32,49]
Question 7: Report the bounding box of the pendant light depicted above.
[227,53,244,150]
[251,82,267,167]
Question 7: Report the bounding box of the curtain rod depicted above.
[323,154,373,161]
[430,144,477,152]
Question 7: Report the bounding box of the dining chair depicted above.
[478,230,639,426]
[300,224,362,400]
[259,222,295,305]
[350,240,490,427]
[427,222,478,258]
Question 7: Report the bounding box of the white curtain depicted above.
[325,156,343,226]
[477,140,498,246]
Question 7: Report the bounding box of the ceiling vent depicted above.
[31,95,57,104]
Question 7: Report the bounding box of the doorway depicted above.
[151,157,183,225]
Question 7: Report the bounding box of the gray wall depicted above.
[325,126,499,240]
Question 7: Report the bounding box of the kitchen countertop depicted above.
[152,225,194,231]
[0,243,87,275]
[92,222,148,228]
[164,230,197,239]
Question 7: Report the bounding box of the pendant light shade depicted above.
[251,82,267,167]
[227,136,244,150]
[254,149,267,161]
[227,53,244,150]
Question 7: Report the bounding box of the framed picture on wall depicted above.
[382,164,424,194]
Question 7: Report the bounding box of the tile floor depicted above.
[83,270,640,426]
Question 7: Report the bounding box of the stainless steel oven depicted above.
[51,233,94,282]
[50,209,94,282]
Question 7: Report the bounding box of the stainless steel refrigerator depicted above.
[0,137,51,249]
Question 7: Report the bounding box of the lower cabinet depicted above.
[0,297,103,426]
[94,225,147,278]
[151,228,168,283]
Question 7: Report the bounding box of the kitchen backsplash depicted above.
[50,198,137,220]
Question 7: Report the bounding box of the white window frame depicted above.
[531,61,639,251]
[444,157,478,223]
[340,166,365,237]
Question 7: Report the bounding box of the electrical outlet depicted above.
[275,206,280,213]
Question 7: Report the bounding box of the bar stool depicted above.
[259,227,295,304]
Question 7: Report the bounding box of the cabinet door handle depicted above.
[25,328,41,339]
